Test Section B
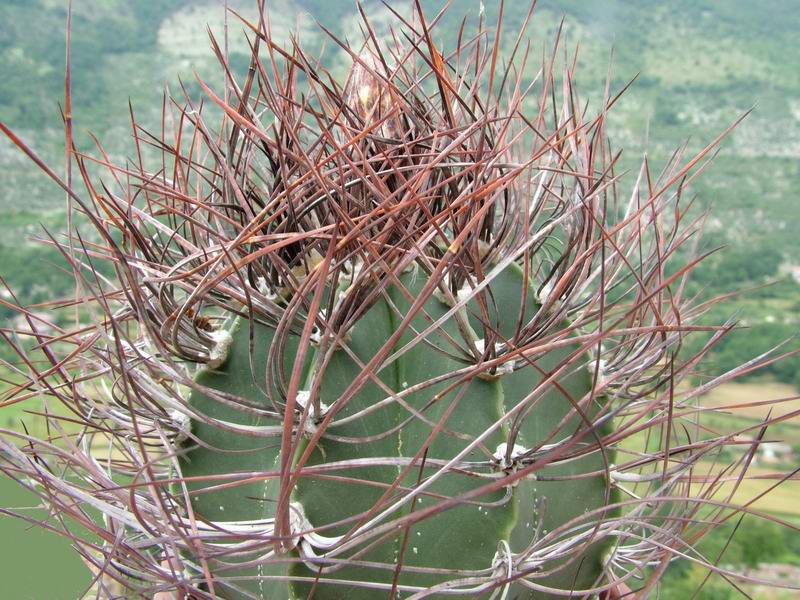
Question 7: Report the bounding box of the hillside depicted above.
[1,0,798,386]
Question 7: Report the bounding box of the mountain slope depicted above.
[0,0,798,383]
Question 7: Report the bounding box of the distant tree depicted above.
[654,103,681,126]
[660,562,733,600]
[737,518,786,568]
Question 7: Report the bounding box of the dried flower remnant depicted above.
[345,50,410,146]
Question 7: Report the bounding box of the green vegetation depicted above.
[2,0,798,383]
[0,474,92,599]
[0,0,191,130]
[659,516,800,600]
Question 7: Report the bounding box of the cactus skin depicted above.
[180,317,296,599]
[180,263,614,599]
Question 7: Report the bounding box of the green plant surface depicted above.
[180,263,613,599]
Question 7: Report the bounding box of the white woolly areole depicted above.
[432,273,453,305]
[435,281,479,307]
[309,309,327,345]
[492,442,530,471]
[289,501,342,550]
[586,358,608,387]
[168,409,191,443]
[296,389,311,406]
[475,339,514,379]
[256,276,279,302]
[346,259,364,282]
[402,260,418,274]
[456,284,474,305]
[537,279,555,306]
[207,329,233,369]
[433,273,477,307]
[339,260,364,298]
[474,338,508,356]
[295,390,330,420]
[291,249,324,284]
[310,306,351,346]
[478,238,497,263]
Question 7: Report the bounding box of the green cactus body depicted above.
[180,262,613,599]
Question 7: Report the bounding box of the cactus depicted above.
[0,2,788,599]
[180,258,615,598]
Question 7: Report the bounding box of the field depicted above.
[700,381,800,421]
[692,381,800,520]
[0,474,93,600]
[698,463,800,517]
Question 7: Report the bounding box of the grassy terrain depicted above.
[0,474,93,600]
[701,381,800,421]
[614,380,800,524]
[697,462,800,518]
[694,381,800,518]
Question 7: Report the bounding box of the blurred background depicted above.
[0,1,798,598]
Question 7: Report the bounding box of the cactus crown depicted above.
[0,2,778,599]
